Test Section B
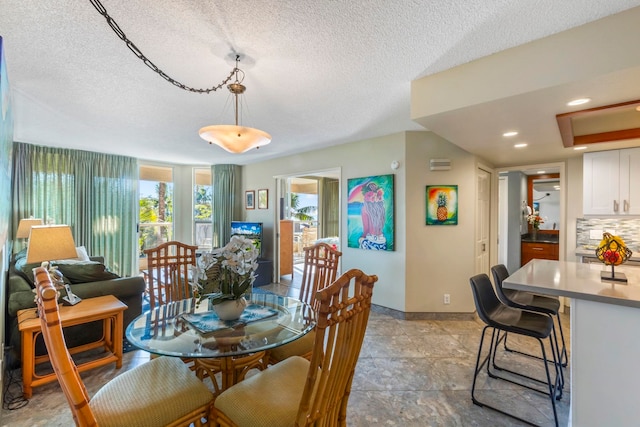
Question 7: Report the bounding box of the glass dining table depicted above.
[126,291,315,392]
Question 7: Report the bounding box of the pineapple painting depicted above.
[426,185,458,225]
[436,192,448,221]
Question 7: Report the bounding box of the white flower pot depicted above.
[212,297,247,321]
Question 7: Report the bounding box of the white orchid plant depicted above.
[190,235,260,306]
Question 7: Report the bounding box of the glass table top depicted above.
[126,292,315,358]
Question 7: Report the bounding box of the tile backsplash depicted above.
[576,218,640,250]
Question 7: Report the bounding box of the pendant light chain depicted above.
[89,0,237,94]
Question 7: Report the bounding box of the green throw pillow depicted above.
[51,261,120,284]
[15,256,42,288]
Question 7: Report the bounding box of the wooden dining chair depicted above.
[300,226,317,249]
[211,268,377,427]
[33,266,214,427]
[144,241,198,309]
[265,242,341,365]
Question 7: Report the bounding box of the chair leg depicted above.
[500,314,566,387]
[473,327,561,427]
[471,327,541,427]
[539,337,560,427]
[555,312,568,367]
[471,326,491,405]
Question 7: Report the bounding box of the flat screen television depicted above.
[230,221,263,257]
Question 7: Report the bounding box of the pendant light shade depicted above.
[199,125,271,153]
[199,55,271,153]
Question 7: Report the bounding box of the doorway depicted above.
[476,166,492,274]
[497,163,565,273]
[275,168,341,283]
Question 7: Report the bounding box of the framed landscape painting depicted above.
[257,189,268,209]
[245,190,255,209]
[426,185,458,225]
[347,174,394,251]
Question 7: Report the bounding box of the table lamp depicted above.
[16,218,44,249]
[26,225,81,305]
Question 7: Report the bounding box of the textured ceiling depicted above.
[2,0,640,166]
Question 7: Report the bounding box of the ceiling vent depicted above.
[430,159,451,171]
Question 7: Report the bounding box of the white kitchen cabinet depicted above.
[619,148,640,215]
[583,148,640,215]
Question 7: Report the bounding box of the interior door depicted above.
[476,167,491,274]
[498,176,508,265]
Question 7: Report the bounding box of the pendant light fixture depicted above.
[199,55,271,153]
[90,2,270,153]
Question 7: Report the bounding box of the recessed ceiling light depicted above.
[574,146,588,150]
[567,98,591,106]
[514,143,528,148]
[503,131,518,137]
[537,171,546,174]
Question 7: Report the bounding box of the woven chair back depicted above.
[299,242,342,311]
[144,241,198,308]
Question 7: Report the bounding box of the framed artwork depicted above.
[258,189,268,209]
[245,190,255,210]
[426,185,458,225]
[347,174,394,251]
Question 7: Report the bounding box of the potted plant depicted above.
[190,235,259,320]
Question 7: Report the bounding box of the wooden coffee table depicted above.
[17,294,127,398]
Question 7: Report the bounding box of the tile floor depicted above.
[1,272,570,426]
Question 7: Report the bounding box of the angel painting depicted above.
[347,174,394,251]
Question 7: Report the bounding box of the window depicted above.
[194,168,212,250]
[138,165,174,262]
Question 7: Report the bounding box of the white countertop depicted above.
[504,259,640,309]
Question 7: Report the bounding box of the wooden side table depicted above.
[17,294,127,398]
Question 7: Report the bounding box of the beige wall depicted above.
[243,132,407,311]
[242,130,483,313]
[405,132,479,313]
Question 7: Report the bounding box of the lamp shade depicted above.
[26,225,77,264]
[199,56,271,153]
[199,125,272,153]
[16,218,44,238]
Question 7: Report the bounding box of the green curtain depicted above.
[320,177,339,238]
[11,142,138,276]
[211,164,240,248]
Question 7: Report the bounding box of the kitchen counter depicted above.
[521,233,559,244]
[506,258,640,308]
[504,259,640,427]
[574,246,640,263]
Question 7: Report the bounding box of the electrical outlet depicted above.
[444,294,451,305]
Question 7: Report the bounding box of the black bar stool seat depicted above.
[491,264,568,368]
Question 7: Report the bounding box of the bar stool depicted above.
[469,273,561,427]
[491,264,568,368]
